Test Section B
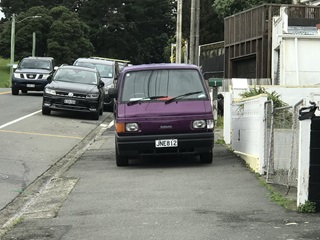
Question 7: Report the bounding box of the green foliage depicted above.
[213,0,292,18]
[47,6,94,64]
[215,115,224,129]
[0,58,11,87]
[258,177,297,211]
[297,201,317,213]
[239,86,287,109]
[239,86,292,128]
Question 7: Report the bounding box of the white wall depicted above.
[230,95,267,174]
[280,37,320,85]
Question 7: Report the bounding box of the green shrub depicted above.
[0,58,11,88]
[297,201,317,213]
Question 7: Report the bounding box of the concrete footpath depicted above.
[0,125,320,240]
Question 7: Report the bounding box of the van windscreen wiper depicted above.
[127,95,168,106]
[165,91,203,104]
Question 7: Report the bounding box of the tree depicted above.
[0,0,78,18]
[77,0,175,64]
[0,5,94,64]
[213,0,293,18]
[0,6,52,60]
[47,6,94,64]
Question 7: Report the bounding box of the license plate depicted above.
[155,139,178,148]
[64,99,76,104]
[26,84,35,88]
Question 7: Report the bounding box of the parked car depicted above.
[42,65,105,120]
[108,63,214,166]
[90,56,130,71]
[11,57,57,95]
[73,57,121,111]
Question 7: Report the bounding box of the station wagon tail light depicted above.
[45,88,56,95]
[86,93,99,99]
[125,123,139,132]
[192,119,214,129]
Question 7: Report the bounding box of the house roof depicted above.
[287,26,318,35]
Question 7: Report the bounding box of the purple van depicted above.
[108,63,214,166]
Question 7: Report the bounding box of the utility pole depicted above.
[189,0,196,64]
[175,0,182,63]
[32,32,36,57]
[195,0,200,66]
[9,14,16,81]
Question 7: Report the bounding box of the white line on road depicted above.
[100,120,114,129]
[0,110,41,130]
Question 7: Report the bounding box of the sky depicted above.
[0,8,4,19]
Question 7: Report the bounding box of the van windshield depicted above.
[121,69,206,102]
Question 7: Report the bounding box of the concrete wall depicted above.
[230,95,267,174]
[280,37,320,86]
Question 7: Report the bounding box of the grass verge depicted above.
[0,58,11,88]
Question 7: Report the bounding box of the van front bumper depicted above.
[12,78,47,91]
[116,132,214,157]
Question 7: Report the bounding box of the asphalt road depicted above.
[0,88,112,213]
[0,114,319,240]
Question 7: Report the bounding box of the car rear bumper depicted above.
[116,132,214,157]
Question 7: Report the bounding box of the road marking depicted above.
[101,120,114,129]
[0,129,83,139]
[0,110,41,129]
[0,92,11,95]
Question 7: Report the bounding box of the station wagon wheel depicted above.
[42,106,51,115]
[200,151,213,164]
[92,111,100,120]
[11,89,19,95]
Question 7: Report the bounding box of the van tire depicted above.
[115,143,128,166]
[200,152,213,164]
[116,152,129,166]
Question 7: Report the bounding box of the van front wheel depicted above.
[200,152,213,164]
[116,151,129,166]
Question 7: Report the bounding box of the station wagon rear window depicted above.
[121,69,207,102]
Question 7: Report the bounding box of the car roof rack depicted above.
[90,57,130,63]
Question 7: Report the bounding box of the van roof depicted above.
[122,63,199,73]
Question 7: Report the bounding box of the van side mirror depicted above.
[108,88,117,99]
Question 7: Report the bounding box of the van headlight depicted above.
[45,88,56,95]
[126,123,139,132]
[192,119,214,129]
[193,120,206,129]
